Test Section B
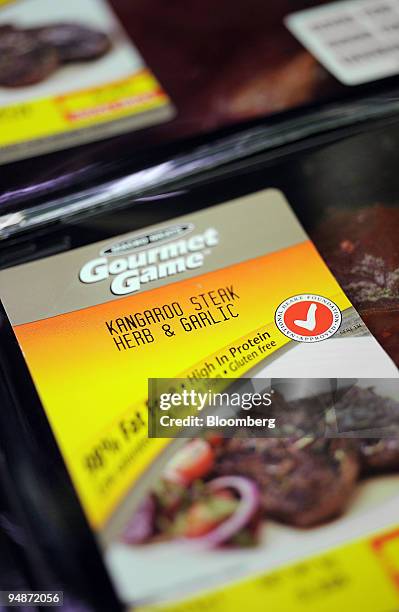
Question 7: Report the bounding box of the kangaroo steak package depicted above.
[1,122,399,610]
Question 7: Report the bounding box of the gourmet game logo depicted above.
[79,224,219,295]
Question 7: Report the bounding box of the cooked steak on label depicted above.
[0,21,112,88]
[334,386,399,433]
[214,437,360,527]
[31,23,112,62]
[0,29,59,87]
[334,386,399,472]
[357,439,399,471]
[269,391,334,437]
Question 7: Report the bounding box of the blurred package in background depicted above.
[3,0,399,232]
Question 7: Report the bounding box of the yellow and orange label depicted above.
[14,240,351,527]
[0,70,170,148]
[140,527,399,612]
[1,188,398,609]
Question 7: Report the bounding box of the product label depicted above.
[137,526,399,612]
[0,189,398,609]
[0,0,173,163]
[286,0,399,86]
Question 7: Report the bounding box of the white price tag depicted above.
[286,0,399,85]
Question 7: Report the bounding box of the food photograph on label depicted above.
[1,2,399,612]
[0,22,112,88]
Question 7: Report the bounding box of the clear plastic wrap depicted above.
[2,93,399,239]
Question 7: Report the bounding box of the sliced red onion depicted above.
[184,476,260,548]
[122,495,155,544]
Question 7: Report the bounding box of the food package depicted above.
[0,120,399,611]
[3,0,399,231]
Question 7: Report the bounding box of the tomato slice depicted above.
[205,432,224,447]
[164,439,215,484]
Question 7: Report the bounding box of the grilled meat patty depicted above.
[214,437,360,527]
[357,439,399,470]
[31,23,112,63]
[0,22,111,88]
[334,386,399,472]
[0,29,59,87]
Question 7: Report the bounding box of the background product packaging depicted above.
[4,0,399,238]
[0,0,173,163]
